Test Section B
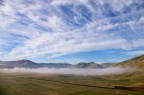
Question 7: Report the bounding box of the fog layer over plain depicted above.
[1,67,138,76]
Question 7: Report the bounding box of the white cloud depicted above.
[131,39,144,48]
[0,0,144,61]
[47,15,69,32]
[0,8,15,27]
[1,1,15,15]
[2,27,130,60]
[51,0,72,6]
[139,17,144,23]
[126,50,144,55]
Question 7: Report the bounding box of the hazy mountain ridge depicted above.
[0,60,40,68]
[0,61,103,69]
[0,60,107,69]
[0,55,144,69]
[73,62,103,68]
[40,63,72,68]
[101,63,116,68]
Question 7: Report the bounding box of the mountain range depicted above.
[0,55,143,69]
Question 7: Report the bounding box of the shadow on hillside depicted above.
[114,86,144,92]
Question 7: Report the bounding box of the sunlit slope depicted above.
[117,55,144,68]
[115,55,144,83]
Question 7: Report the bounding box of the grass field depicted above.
[0,73,144,95]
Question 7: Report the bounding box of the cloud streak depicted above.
[0,0,144,61]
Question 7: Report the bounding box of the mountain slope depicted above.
[117,55,144,68]
[1,55,144,69]
[40,63,72,68]
[0,60,40,68]
[101,63,116,68]
[74,62,103,68]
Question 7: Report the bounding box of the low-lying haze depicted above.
[1,67,138,76]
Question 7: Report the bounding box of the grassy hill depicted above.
[113,55,144,86]
[0,55,144,95]
[117,55,144,68]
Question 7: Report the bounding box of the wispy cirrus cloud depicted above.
[0,0,144,61]
[126,50,144,55]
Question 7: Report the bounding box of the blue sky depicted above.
[0,0,144,64]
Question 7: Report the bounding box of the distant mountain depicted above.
[117,55,144,68]
[0,60,103,69]
[101,63,116,68]
[0,64,14,69]
[0,60,40,68]
[0,60,72,69]
[40,63,72,68]
[74,62,103,68]
[1,55,143,69]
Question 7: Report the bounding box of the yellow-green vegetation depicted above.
[0,55,144,95]
[0,73,144,95]
[117,55,144,68]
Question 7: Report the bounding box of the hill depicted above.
[74,62,103,68]
[0,60,40,68]
[1,55,144,69]
[0,61,103,69]
[40,63,72,68]
[101,63,116,68]
[117,55,144,68]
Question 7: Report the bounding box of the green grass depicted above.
[0,73,144,95]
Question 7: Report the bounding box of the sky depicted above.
[0,0,144,64]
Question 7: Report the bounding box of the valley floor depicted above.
[0,73,144,95]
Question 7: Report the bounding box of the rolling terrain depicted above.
[0,55,144,95]
[117,55,144,68]
[0,60,110,69]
